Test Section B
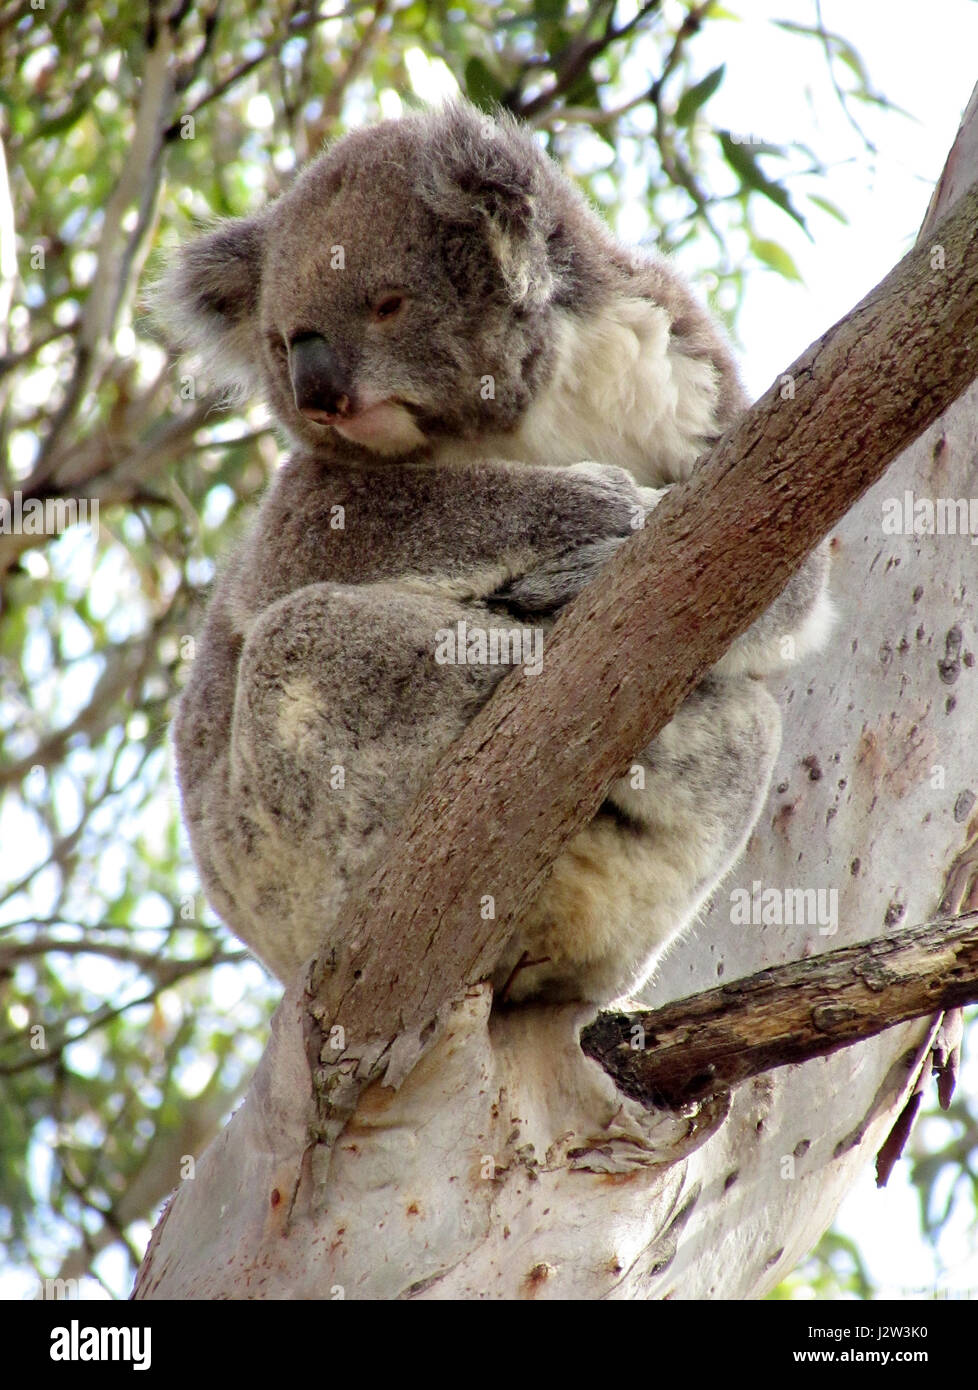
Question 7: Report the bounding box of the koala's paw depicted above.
[564,460,636,490]
[565,462,668,526]
[635,484,669,522]
[489,465,669,615]
[489,535,626,615]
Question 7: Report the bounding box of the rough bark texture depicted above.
[135,90,978,1301]
[583,914,978,1108]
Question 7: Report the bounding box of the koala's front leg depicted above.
[713,541,834,677]
[489,463,665,615]
[495,463,832,680]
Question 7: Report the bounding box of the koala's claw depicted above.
[494,949,554,1006]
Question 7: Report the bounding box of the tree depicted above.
[130,103,978,1295]
[1,0,975,1298]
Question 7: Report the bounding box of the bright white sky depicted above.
[697,1,978,400]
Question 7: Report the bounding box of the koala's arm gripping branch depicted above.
[301,176,978,1153]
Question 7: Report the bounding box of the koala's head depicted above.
[155,101,608,457]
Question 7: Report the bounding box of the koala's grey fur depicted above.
[157,100,832,1003]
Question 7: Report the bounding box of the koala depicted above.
[156,100,832,1004]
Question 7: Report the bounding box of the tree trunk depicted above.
[134,89,978,1301]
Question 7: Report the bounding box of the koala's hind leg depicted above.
[494,674,781,1004]
[182,582,512,983]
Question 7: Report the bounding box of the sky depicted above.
[695,1,978,399]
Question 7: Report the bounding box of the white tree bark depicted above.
[134,89,978,1301]
[645,91,978,1294]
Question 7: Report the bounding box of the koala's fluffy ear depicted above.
[150,215,266,394]
[418,102,555,310]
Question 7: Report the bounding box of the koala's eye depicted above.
[371,294,405,323]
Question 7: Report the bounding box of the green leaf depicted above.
[675,64,725,126]
[564,69,601,111]
[719,131,808,232]
[739,140,786,159]
[808,193,848,224]
[773,20,876,96]
[830,36,870,87]
[772,19,820,38]
[31,97,92,142]
[464,56,505,110]
[750,237,802,281]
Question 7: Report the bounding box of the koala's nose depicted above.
[288,334,352,421]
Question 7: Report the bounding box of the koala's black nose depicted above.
[288,334,351,421]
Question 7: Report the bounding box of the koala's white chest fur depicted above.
[439,296,721,486]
